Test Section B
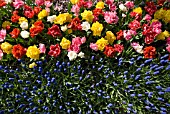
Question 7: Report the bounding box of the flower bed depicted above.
[0,55,170,113]
[0,0,170,113]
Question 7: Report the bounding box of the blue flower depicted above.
[36,61,42,65]
[99,111,103,114]
[160,107,166,111]
[135,75,140,80]
[160,54,169,60]
[106,109,110,113]
[135,84,140,87]
[145,106,150,109]
[78,65,81,70]
[92,65,96,69]
[67,62,71,67]
[110,71,114,75]
[138,64,145,69]
[165,65,170,70]
[144,76,151,80]
[147,92,153,97]
[38,100,43,103]
[38,67,43,72]
[158,92,165,95]
[113,82,118,86]
[154,66,164,71]
[23,87,28,91]
[124,71,128,74]
[144,59,152,64]
[59,65,62,69]
[137,94,143,97]
[8,78,14,81]
[137,56,142,60]
[107,103,113,107]
[98,67,101,71]
[124,80,127,83]
[67,109,71,113]
[156,86,162,90]
[27,98,33,102]
[150,64,158,70]
[160,59,168,64]
[45,107,49,111]
[29,102,34,106]
[165,103,170,107]
[160,111,167,114]
[153,71,160,75]
[0,110,5,114]
[130,75,134,78]
[71,73,74,76]
[157,97,164,101]
[82,70,85,74]
[9,109,14,113]
[128,104,133,107]
[0,65,3,70]
[164,87,170,92]
[130,94,135,97]
[62,62,66,66]
[145,71,151,75]
[53,68,57,72]
[91,56,95,60]
[26,81,31,84]
[64,68,67,72]
[56,61,60,66]
[51,78,55,83]
[127,85,133,89]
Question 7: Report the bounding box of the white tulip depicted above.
[135,46,143,54]
[20,22,28,30]
[67,51,77,61]
[81,21,90,31]
[47,15,56,23]
[119,4,127,12]
[5,0,12,3]
[78,52,85,58]
[61,25,68,32]
[122,13,126,17]
[20,30,30,39]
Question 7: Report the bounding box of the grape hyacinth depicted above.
[0,54,170,113]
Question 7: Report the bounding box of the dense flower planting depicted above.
[0,0,170,61]
[0,0,170,113]
[0,55,170,113]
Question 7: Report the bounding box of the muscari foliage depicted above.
[0,54,170,114]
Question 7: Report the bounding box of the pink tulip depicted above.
[90,43,98,51]
[106,0,114,5]
[68,45,80,53]
[45,1,52,8]
[71,4,80,16]
[39,43,46,53]
[125,1,134,9]
[35,0,44,6]
[166,37,170,45]
[13,0,24,9]
[104,11,119,24]
[166,45,170,53]
[123,30,136,40]
[81,37,86,44]
[72,37,82,46]
[143,14,152,22]
[0,29,6,42]
[0,49,3,60]
[45,7,50,13]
